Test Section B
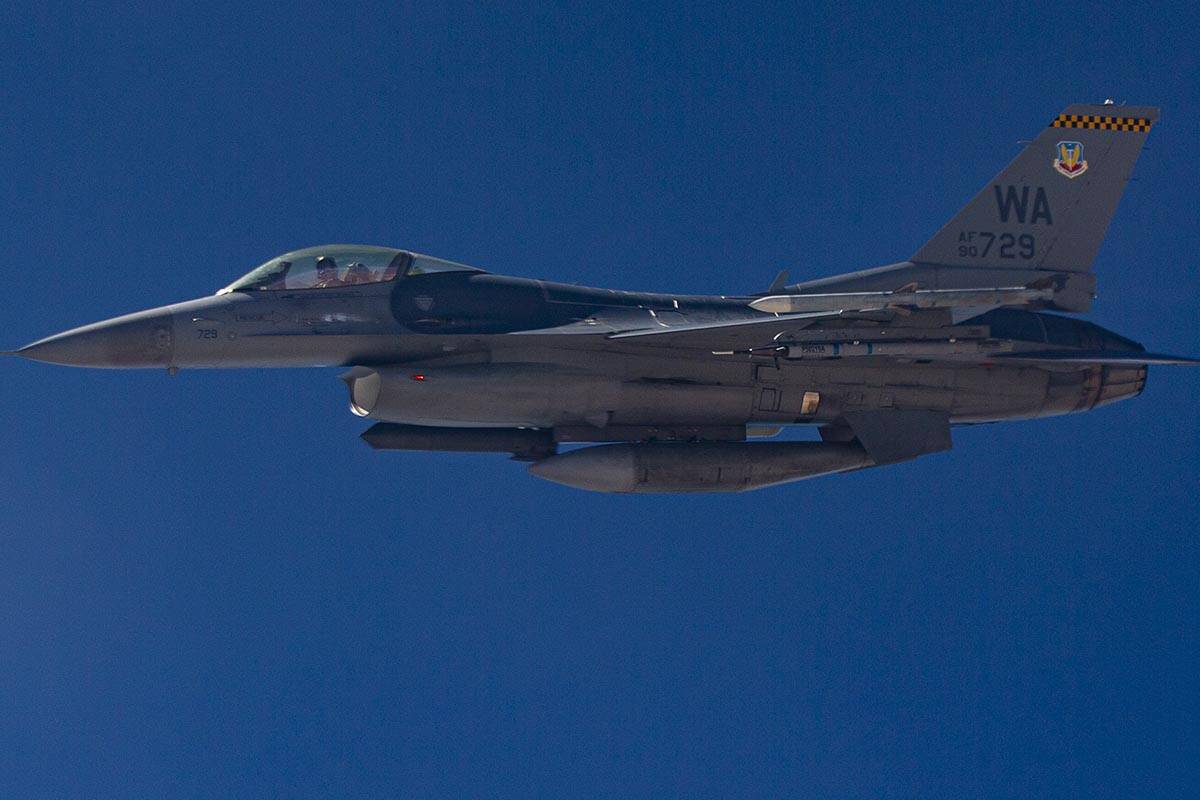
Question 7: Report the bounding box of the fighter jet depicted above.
[8,103,1197,492]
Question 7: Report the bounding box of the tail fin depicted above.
[912,103,1158,273]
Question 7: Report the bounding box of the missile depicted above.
[748,285,1055,314]
[528,441,872,493]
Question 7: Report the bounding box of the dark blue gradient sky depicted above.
[2,3,1197,797]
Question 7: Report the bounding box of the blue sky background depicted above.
[1,2,1197,797]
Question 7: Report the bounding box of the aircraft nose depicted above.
[13,308,175,368]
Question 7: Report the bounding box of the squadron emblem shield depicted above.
[1053,140,1088,179]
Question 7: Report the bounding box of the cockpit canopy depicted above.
[219,245,484,293]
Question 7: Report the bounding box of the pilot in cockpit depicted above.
[265,260,292,290]
[314,255,344,288]
[344,261,372,285]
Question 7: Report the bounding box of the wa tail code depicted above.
[994,185,1052,225]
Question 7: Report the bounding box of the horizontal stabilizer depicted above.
[995,350,1200,366]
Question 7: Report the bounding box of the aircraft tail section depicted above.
[790,104,1159,312]
[912,103,1158,273]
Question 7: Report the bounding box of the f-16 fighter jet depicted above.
[8,103,1197,492]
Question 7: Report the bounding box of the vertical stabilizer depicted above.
[911,103,1158,273]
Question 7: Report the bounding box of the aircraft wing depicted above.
[596,284,1053,351]
[605,310,842,346]
[503,310,853,350]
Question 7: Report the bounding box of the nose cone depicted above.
[14,308,175,368]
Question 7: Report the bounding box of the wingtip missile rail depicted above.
[748,285,1057,315]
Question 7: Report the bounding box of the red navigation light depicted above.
[410,373,426,381]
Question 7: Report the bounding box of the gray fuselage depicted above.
[17,267,1147,432]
